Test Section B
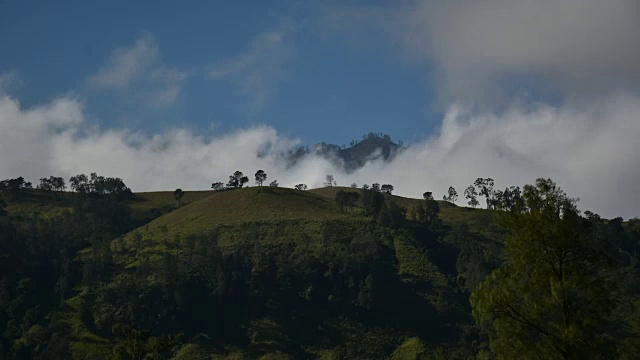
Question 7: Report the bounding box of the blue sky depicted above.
[1,0,639,218]
[0,0,436,145]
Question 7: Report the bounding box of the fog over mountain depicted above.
[1,88,639,219]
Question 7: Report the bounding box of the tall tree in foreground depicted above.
[255,170,267,186]
[471,178,620,359]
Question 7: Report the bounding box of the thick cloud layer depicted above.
[400,0,640,106]
[1,90,638,219]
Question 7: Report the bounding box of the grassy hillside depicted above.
[1,189,213,224]
[1,185,507,359]
[310,186,504,239]
[126,187,358,240]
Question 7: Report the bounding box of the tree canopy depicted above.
[471,178,623,359]
[227,171,249,189]
[255,170,267,186]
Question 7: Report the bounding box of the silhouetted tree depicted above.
[173,189,184,207]
[423,192,440,223]
[294,184,308,190]
[464,186,479,208]
[211,182,225,191]
[474,178,495,209]
[0,176,32,194]
[443,186,458,203]
[227,171,249,189]
[68,173,130,196]
[38,176,66,192]
[371,183,381,192]
[69,174,89,193]
[351,183,358,188]
[255,170,267,186]
[269,180,279,187]
[381,184,394,194]
[362,187,385,217]
[324,175,336,187]
[494,186,523,211]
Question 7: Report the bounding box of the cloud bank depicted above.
[399,0,640,106]
[1,88,638,219]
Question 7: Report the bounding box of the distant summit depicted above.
[278,133,402,172]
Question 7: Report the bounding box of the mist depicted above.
[2,90,639,219]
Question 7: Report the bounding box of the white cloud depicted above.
[348,93,640,219]
[86,33,188,108]
[399,0,640,106]
[316,0,640,107]
[207,22,295,113]
[2,88,639,219]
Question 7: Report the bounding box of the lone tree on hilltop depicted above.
[174,189,184,207]
[211,182,224,191]
[465,186,479,208]
[381,184,394,195]
[269,180,279,187]
[255,170,267,186]
[294,184,308,190]
[443,186,458,203]
[227,171,249,189]
[324,175,336,187]
[474,177,495,209]
[423,192,440,224]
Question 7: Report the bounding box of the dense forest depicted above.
[1,173,639,359]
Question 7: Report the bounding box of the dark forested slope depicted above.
[1,178,638,359]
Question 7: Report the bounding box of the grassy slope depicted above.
[113,187,366,268]
[129,187,355,239]
[1,189,213,223]
[309,186,503,238]
[54,186,502,359]
[115,186,504,256]
[2,190,72,219]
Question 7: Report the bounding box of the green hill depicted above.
[60,186,503,358]
[3,184,635,359]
